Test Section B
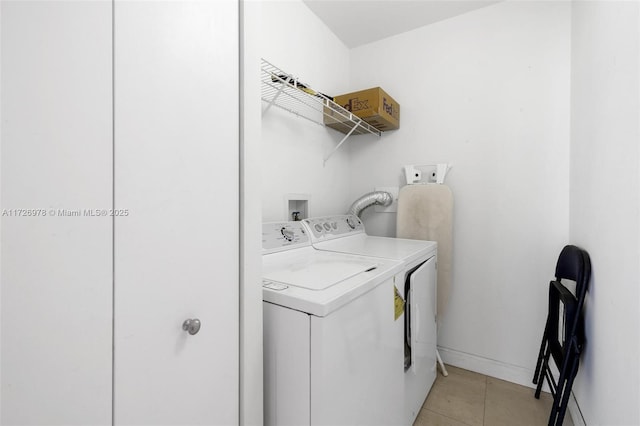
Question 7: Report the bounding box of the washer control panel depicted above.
[303,215,365,242]
[262,221,310,253]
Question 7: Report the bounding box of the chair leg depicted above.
[533,330,549,385]
[556,356,580,426]
[549,345,577,425]
[535,346,551,399]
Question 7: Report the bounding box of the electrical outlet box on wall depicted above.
[374,187,399,213]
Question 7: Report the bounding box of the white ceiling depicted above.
[302,0,502,48]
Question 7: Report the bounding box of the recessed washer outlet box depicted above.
[285,194,310,221]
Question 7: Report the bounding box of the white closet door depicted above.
[0,1,113,424]
[113,1,239,424]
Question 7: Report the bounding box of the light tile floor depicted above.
[414,365,574,426]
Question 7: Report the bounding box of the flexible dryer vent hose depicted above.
[347,191,393,217]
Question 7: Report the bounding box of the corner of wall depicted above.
[569,1,640,425]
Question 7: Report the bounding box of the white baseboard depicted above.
[437,346,586,426]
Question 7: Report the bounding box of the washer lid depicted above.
[263,248,379,290]
[313,233,437,263]
[262,246,403,317]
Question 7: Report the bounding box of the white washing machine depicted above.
[262,221,405,426]
[302,215,438,425]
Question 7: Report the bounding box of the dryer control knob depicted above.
[346,216,357,229]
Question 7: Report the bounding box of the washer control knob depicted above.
[323,223,331,231]
[281,227,294,241]
[331,222,338,230]
[314,224,323,233]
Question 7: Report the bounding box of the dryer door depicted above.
[404,255,437,424]
[406,256,437,375]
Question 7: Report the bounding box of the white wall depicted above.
[348,1,572,383]
[260,0,360,222]
[570,1,640,425]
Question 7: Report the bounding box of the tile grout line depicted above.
[424,366,556,426]
[424,408,476,426]
[482,374,488,426]
[425,368,488,426]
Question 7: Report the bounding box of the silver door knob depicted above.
[182,318,201,335]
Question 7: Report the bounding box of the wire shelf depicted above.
[261,59,381,150]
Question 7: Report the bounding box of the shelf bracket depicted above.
[323,120,360,165]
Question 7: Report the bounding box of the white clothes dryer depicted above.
[302,215,438,425]
[262,221,405,426]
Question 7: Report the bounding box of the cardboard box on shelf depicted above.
[323,104,375,135]
[332,87,400,131]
